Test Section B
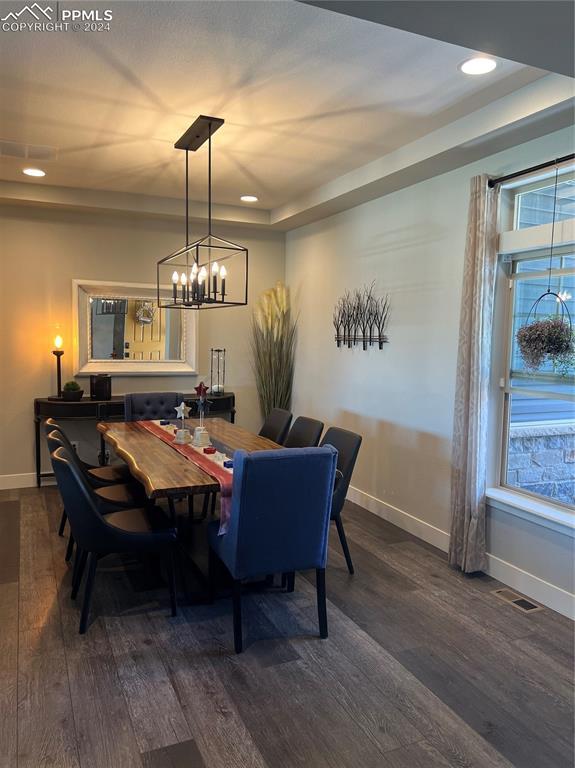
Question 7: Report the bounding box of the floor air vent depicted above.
[492,588,544,613]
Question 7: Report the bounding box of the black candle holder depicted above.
[52,349,64,397]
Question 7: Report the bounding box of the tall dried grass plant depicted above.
[251,282,297,417]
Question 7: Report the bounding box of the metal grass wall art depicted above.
[333,283,390,349]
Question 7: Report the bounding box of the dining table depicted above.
[98,417,282,599]
[97,416,280,509]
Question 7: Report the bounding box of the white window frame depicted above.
[492,167,575,517]
[513,169,575,230]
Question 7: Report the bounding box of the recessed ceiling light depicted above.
[23,167,46,177]
[240,195,258,203]
[459,57,497,75]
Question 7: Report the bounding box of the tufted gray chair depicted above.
[124,392,184,422]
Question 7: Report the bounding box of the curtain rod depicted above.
[488,153,575,188]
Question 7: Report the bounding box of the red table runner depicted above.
[135,420,233,533]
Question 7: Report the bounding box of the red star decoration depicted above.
[194,381,210,398]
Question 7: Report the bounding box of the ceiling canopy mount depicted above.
[174,115,225,152]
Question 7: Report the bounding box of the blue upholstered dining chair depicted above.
[208,446,338,653]
[124,392,184,422]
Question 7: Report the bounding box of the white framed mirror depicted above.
[72,279,198,376]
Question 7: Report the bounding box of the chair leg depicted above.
[58,509,67,537]
[166,548,177,617]
[208,547,217,604]
[335,516,354,575]
[316,568,328,639]
[286,571,295,593]
[65,533,75,563]
[232,579,243,653]
[281,573,287,589]
[71,548,87,599]
[79,553,98,634]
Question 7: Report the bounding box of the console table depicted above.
[34,392,236,487]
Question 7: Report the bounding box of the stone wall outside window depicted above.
[507,423,575,505]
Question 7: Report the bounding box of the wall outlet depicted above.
[70,441,79,453]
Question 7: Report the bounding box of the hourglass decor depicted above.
[333,283,390,350]
[156,116,248,310]
[210,348,226,394]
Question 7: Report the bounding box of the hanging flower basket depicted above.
[516,292,573,373]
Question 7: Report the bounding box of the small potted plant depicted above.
[516,316,574,374]
[62,380,84,401]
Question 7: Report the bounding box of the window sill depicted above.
[486,487,575,538]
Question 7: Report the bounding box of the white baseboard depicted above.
[486,553,575,620]
[0,473,38,490]
[347,485,450,552]
[347,484,574,620]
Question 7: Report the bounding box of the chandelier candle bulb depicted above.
[212,261,219,296]
[172,271,179,302]
[191,263,198,300]
[220,264,227,299]
[180,272,187,302]
[199,266,207,301]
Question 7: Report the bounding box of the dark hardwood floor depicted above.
[0,486,573,768]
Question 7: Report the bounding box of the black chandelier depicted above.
[156,115,248,310]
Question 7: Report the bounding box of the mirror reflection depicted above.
[89,297,184,361]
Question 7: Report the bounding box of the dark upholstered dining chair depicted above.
[284,416,324,448]
[47,430,144,562]
[44,418,131,486]
[320,427,362,575]
[51,445,178,634]
[258,408,292,444]
[124,392,184,422]
[208,446,337,653]
[44,418,131,541]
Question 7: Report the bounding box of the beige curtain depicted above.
[449,175,498,573]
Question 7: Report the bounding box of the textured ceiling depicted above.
[0,0,543,208]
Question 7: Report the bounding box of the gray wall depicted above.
[286,126,574,613]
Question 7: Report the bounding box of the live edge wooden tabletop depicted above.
[97,418,280,499]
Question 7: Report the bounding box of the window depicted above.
[515,175,575,229]
[498,172,575,510]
